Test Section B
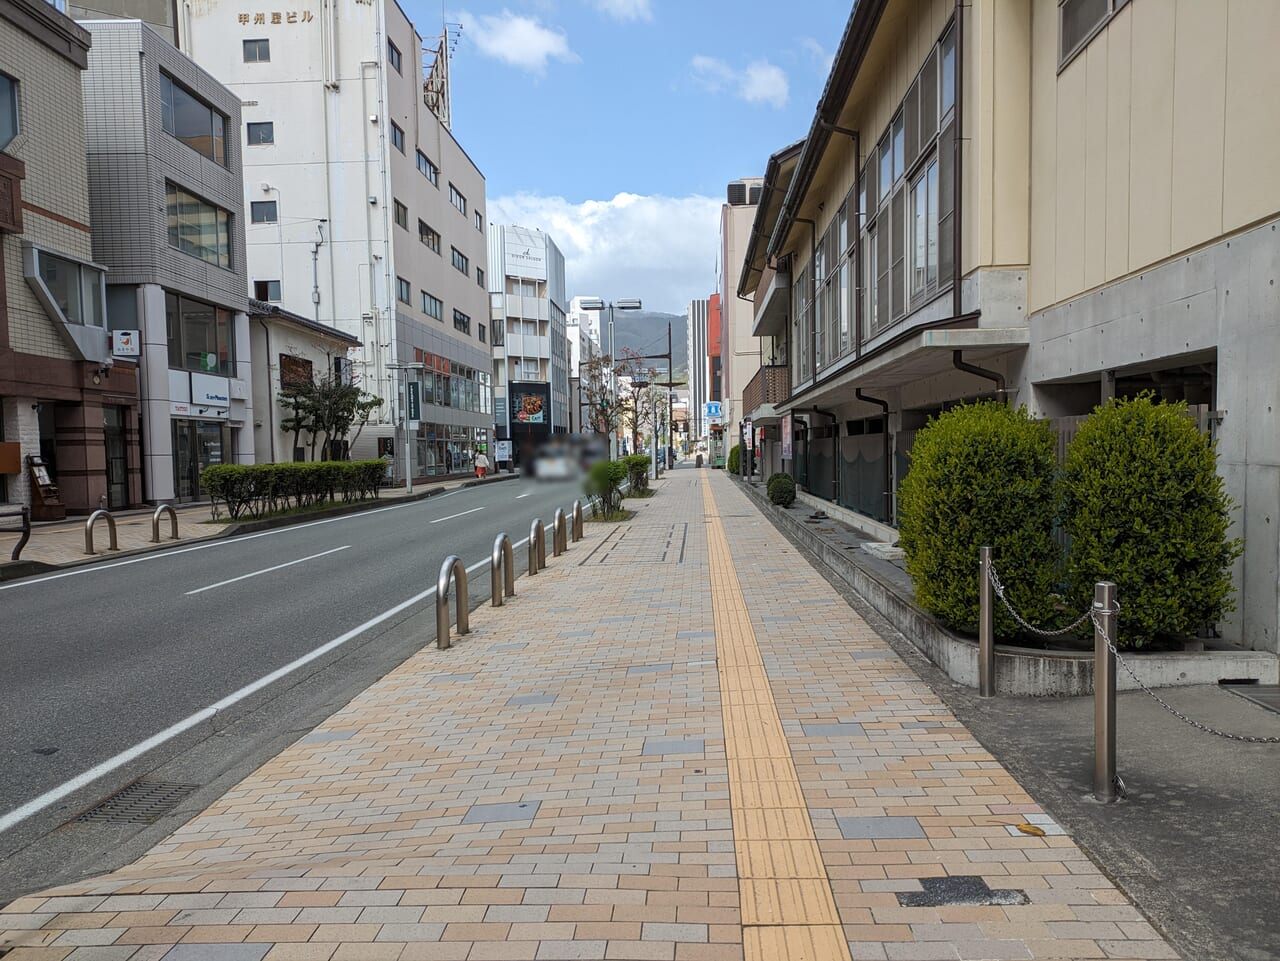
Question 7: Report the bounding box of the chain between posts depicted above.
[990,561,1280,744]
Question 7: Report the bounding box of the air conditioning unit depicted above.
[726,181,747,205]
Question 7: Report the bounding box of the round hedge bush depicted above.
[1062,395,1240,648]
[898,401,1061,639]
[727,443,741,474]
[767,472,796,507]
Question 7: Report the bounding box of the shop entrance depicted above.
[172,418,230,501]
[104,406,129,509]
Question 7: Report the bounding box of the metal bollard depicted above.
[553,509,567,556]
[151,503,179,543]
[435,554,470,649]
[978,546,995,697]
[528,518,546,575]
[1,506,31,561]
[571,499,584,542]
[84,509,118,555]
[491,532,515,607]
[1093,581,1118,803]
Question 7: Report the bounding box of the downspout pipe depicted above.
[952,0,964,318]
[257,318,276,463]
[952,350,1007,402]
[855,388,891,523]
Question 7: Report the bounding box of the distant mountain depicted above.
[605,310,688,381]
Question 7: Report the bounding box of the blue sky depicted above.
[402,1,850,312]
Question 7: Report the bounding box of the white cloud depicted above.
[459,10,578,74]
[799,37,835,76]
[691,55,788,109]
[490,192,722,314]
[589,0,653,22]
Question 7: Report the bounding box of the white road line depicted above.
[184,546,351,596]
[429,507,485,525]
[0,551,495,837]
[516,492,532,499]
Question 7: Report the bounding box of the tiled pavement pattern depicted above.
[0,472,1179,961]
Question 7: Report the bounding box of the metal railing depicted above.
[528,518,546,575]
[151,504,178,543]
[552,509,567,557]
[435,554,470,649]
[84,509,118,555]
[571,500,584,542]
[491,532,515,607]
[1,505,31,561]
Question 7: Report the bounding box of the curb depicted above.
[0,472,522,581]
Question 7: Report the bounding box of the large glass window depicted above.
[0,73,18,150]
[166,183,232,269]
[160,73,227,166]
[33,250,104,327]
[165,292,234,375]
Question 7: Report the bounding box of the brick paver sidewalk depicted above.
[0,471,1177,960]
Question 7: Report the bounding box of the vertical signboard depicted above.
[406,381,421,425]
[781,412,793,460]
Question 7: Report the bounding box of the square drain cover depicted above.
[76,780,200,824]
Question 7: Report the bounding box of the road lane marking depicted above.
[0,552,494,837]
[516,492,532,499]
[430,507,485,525]
[184,546,351,596]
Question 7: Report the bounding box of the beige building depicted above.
[740,0,1280,654]
[717,178,763,462]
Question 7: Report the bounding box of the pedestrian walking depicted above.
[474,451,490,479]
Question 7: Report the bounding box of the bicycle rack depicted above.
[552,508,567,556]
[1,505,31,561]
[528,517,546,575]
[571,500,584,543]
[151,503,179,543]
[491,532,516,607]
[84,509,118,555]
[435,554,470,649]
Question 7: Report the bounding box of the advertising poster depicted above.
[781,413,792,460]
[510,382,550,426]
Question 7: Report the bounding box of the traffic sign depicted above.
[705,401,722,419]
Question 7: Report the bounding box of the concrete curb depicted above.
[0,472,522,582]
[736,477,1279,695]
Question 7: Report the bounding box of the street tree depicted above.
[277,373,383,461]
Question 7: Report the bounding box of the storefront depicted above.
[170,417,231,499]
[415,423,487,476]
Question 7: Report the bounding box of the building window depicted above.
[390,121,405,153]
[910,158,939,296]
[453,309,471,335]
[26,247,105,328]
[166,183,232,269]
[940,28,956,116]
[422,291,443,320]
[449,183,466,215]
[478,323,486,344]
[474,210,483,231]
[1060,0,1128,67]
[243,38,270,62]
[250,200,277,223]
[246,121,274,145]
[254,279,281,301]
[387,39,402,73]
[166,292,234,375]
[396,277,411,304]
[418,220,440,253]
[417,150,439,185]
[394,199,408,229]
[0,73,18,150]
[160,73,227,166]
[476,267,485,288]
[451,247,469,275]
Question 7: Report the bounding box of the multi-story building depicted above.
[487,224,568,463]
[1,0,144,516]
[686,297,708,441]
[565,304,599,434]
[718,179,763,459]
[81,19,252,503]
[176,7,491,478]
[739,0,1280,654]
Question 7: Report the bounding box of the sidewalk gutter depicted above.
[0,472,521,582]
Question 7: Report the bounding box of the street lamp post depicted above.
[578,297,641,458]
[386,361,425,493]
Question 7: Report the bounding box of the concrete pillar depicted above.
[139,284,176,502]
[233,310,254,466]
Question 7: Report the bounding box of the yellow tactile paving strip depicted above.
[701,472,853,961]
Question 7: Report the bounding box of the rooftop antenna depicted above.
[423,19,461,130]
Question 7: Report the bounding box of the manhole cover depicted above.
[76,780,199,825]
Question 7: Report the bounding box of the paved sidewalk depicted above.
[0,471,1178,960]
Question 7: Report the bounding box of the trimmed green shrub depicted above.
[201,460,385,519]
[622,454,651,493]
[727,443,741,474]
[584,459,627,517]
[898,402,1061,639]
[767,472,796,507]
[1062,395,1241,648]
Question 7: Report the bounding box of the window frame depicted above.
[166,182,233,270]
[254,279,282,301]
[476,267,485,288]
[453,308,471,335]
[449,183,467,215]
[396,276,411,305]
[24,244,107,329]
[416,150,439,185]
[393,199,408,229]
[249,200,277,224]
[0,72,18,151]
[474,210,483,232]
[450,246,469,275]
[1059,0,1129,70]
[418,219,440,253]
[159,72,228,167]
[387,39,403,74]
[390,121,405,153]
[242,38,270,63]
[422,291,443,320]
[246,121,274,145]
[165,291,235,376]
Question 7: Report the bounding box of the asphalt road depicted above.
[0,475,583,887]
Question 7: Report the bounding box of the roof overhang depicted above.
[736,140,804,301]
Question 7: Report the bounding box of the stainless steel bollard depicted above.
[978,546,995,697]
[151,503,179,543]
[571,500,584,542]
[1093,581,1118,803]
[435,554,470,649]
[491,532,515,607]
[84,509,118,555]
[553,509,567,556]
[528,518,546,575]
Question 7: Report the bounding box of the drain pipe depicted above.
[953,350,1007,402]
[856,388,891,523]
[258,318,276,463]
[952,0,964,319]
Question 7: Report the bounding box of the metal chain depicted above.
[1090,611,1280,744]
[988,565,1093,637]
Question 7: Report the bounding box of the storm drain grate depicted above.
[76,780,200,825]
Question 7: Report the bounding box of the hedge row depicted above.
[201,460,386,519]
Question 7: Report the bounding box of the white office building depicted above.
[174,6,492,476]
[686,297,709,441]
